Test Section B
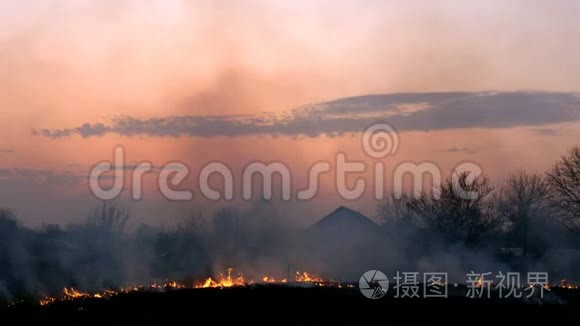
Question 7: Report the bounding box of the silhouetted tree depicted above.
[376,193,416,225]
[87,202,129,233]
[546,146,580,233]
[495,171,548,255]
[409,172,500,247]
[153,210,209,279]
[177,210,207,235]
[0,209,29,298]
[0,208,18,230]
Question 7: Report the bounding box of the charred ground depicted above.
[4,285,580,323]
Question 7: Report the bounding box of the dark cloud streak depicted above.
[35,92,580,139]
[435,147,478,155]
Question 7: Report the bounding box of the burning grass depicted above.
[10,270,579,309]
[35,268,352,307]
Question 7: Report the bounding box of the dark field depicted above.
[4,285,580,323]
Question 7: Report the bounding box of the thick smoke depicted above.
[0,197,579,303]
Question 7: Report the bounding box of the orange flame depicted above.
[195,268,247,288]
[295,271,324,283]
[559,279,580,290]
[36,268,348,307]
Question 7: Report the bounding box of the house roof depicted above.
[311,206,376,229]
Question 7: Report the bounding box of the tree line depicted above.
[377,146,580,254]
[0,146,579,301]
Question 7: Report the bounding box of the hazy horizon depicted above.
[2,1,580,226]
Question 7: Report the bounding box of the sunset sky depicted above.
[1,0,580,227]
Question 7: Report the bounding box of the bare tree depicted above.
[546,146,580,233]
[409,172,500,246]
[0,208,17,223]
[212,207,240,241]
[87,202,129,233]
[376,193,416,225]
[495,171,548,255]
[0,208,19,235]
[177,210,207,234]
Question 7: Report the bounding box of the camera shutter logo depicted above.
[359,270,389,299]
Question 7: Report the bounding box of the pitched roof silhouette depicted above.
[311,206,376,229]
